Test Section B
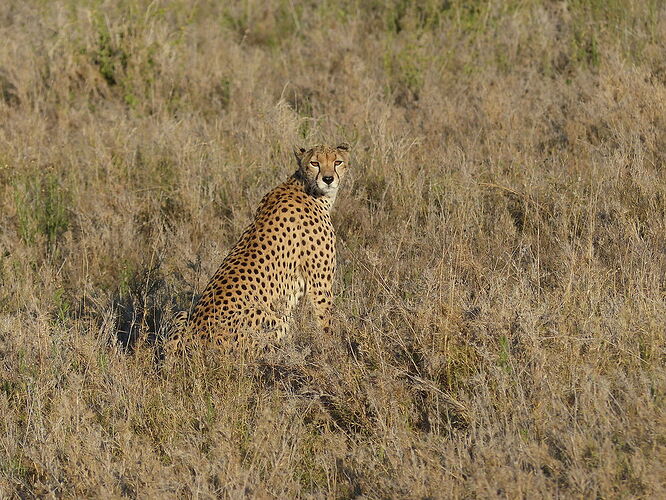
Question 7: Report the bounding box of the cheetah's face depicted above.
[295,143,350,199]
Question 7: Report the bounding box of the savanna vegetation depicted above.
[1,0,665,497]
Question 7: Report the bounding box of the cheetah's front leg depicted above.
[306,277,333,334]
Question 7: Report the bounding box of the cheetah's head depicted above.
[294,143,351,200]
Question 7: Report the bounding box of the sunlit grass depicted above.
[0,0,664,497]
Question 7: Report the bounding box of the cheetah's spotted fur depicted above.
[168,143,351,352]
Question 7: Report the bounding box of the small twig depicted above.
[478,182,551,217]
[403,372,468,415]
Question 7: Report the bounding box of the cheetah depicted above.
[168,143,351,353]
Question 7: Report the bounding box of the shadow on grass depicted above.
[108,260,196,363]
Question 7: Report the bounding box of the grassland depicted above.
[1,0,665,497]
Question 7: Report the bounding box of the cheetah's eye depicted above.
[334,161,343,166]
[310,161,319,167]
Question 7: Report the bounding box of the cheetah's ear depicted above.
[293,146,307,166]
[336,142,350,152]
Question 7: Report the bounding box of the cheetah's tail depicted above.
[163,310,190,356]
[173,310,190,330]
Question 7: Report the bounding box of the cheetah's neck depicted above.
[290,171,336,211]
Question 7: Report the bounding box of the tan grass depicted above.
[1,0,665,497]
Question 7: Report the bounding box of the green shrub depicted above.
[14,170,71,252]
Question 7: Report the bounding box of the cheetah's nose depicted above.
[322,176,334,185]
